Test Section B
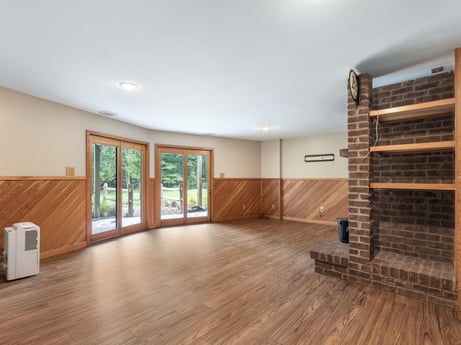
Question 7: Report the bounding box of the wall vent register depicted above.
[304,154,335,163]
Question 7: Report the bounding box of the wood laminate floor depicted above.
[1,219,461,345]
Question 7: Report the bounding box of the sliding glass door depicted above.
[121,146,143,227]
[157,146,211,226]
[186,153,209,219]
[159,149,185,221]
[91,140,118,234]
[88,133,147,242]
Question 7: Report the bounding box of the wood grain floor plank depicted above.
[1,219,460,345]
[16,331,74,345]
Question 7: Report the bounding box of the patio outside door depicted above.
[157,146,212,226]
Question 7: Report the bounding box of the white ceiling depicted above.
[1,0,461,141]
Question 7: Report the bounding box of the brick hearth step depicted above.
[310,240,349,280]
[371,251,457,307]
[310,241,457,307]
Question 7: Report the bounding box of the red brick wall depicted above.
[347,74,373,283]
[371,72,455,263]
[371,115,454,146]
[371,152,454,184]
[372,190,454,262]
[313,70,457,306]
[372,72,454,109]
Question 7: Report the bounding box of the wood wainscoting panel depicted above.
[261,178,281,218]
[282,178,348,225]
[0,178,87,259]
[213,178,261,221]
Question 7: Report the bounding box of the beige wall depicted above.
[0,87,346,180]
[281,132,348,178]
[149,131,261,178]
[261,139,281,178]
[0,87,261,178]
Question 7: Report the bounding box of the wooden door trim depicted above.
[156,144,214,152]
[86,132,93,242]
[86,130,149,146]
[454,47,461,310]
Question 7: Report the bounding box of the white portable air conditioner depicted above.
[3,222,40,281]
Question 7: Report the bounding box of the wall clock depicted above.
[349,69,360,105]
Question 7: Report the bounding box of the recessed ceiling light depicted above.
[98,110,118,117]
[261,126,271,131]
[118,81,138,90]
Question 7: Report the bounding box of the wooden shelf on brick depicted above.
[370,140,455,153]
[369,98,455,122]
[370,182,456,191]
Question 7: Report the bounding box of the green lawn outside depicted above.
[93,187,208,217]
[162,188,208,206]
[92,190,141,216]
